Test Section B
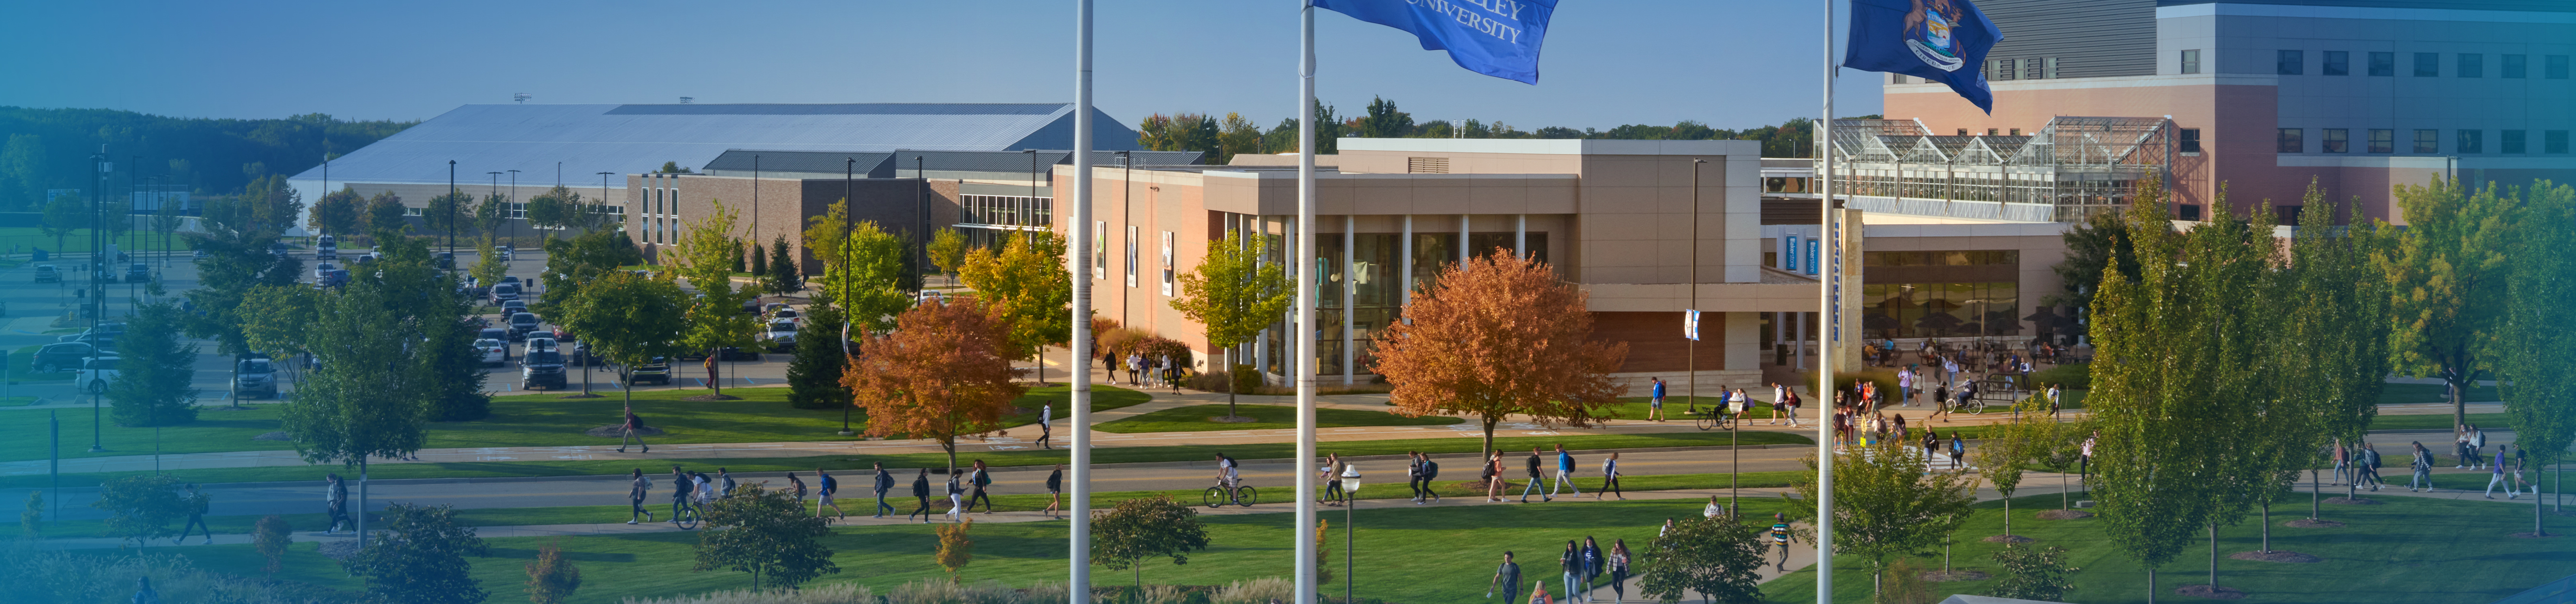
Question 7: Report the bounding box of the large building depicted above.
[1870,0,2576,224]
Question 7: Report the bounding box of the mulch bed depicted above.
[253,431,293,442]
[1921,570,1989,582]
[2284,518,2346,528]
[2508,532,2560,539]
[2037,509,2092,520]
[584,425,668,438]
[1208,415,1259,423]
[2175,584,2248,599]
[2230,550,2321,563]
[1982,534,2035,544]
[2323,497,2381,505]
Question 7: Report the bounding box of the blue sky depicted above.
[0,0,1882,131]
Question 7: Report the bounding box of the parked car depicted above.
[626,357,671,385]
[31,342,100,373]
[761,302,792,316]
[270,243,293,258]
[761,320,799,352]
[318,269,350,288]
[506,312,541,341]
[477,328,511,344]
[33,264,58,283]
[500,275,520,287]
[520,349,568,390]
[313,262,340,282]
[126,263,150,283]
[474,338,509,366]
[525,337,559,355]
[78,356,121,393]
[232,358,279,400]
[434,251,455,269]
[499,299,528,316]
[497,245,514,261]
[488,283,521,304]
[766,308,802,324]
[568,340,597,366]
[190,250,209,260]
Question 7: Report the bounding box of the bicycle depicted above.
[1202,480,1260,508]
[1692,408,1734,431]
[671,500,701,530]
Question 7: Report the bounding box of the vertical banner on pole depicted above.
[1805,239,1821,276]
[1784,234,1801,272]
[1683,309,1702,341]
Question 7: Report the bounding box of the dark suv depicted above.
[506,312,541,341]
[125,263,149,283]
[519,349,568,390]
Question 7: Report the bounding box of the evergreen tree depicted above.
[786,302,852,410]
[767,235,801,295]
[104,302,199,427]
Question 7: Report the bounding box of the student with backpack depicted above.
[966,460,996,513]
[1419,453,1442,503]
[906,468,935,523]
[626,469,655,524]
[873,462,897,518]
[816,467,843,519]
[1597,452,1623,500]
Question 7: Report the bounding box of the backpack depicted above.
[974,470,991,487]
[1423,461,1440,479]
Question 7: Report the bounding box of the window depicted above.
[2323,51,2349,75]
[2415,129,2440,154]
[2008,128,2021,136]
[2278,50,2304,75]
[2550,56,2570,79]
[1956,129,1969,136]
[2045,57,2060,79]
[2277,128,2304,153]
[2458,129,2484,154]
[2026,58,2044,80]
[2179,205,2204,220]
[1986,128,2000,136]
[2181,49,2201,74]
[2416,52,2440,77]
[1892,73,1909,84]
[1406,157,1450,173]
[1991,58,2016,80]
[2322,129,2349,153]
[2460,53,2483,78]
[2369,129,2394,153]
[2369,52,2395,76]
[2502,130,2526,154]
[2504,55,2527,78]
[2549,131,2570,154]
[2179,128,2203,154]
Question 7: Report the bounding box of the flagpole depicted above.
[1068,0,1096,601]
[1294,2,1321,604]
[1815,0,1837,602]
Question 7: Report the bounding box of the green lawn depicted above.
[0,385,1152,464]
[0,226,192,253]
[9,345,76,382]
[2369,413,2508,431]
[1096,404,1463,433]
[2380,382,2502,404]
[1,430,1812,489]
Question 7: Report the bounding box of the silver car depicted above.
[232,358,279,399]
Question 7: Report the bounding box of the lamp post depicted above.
[839,157,857,437]
[447,160,459,257]
[86,150,105,452]
[1115,149,1131,323]
[488,172,504,248]
[1343,467,1362,604]
[913,156,926,296]
[507,169,521,247]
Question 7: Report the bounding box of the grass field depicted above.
[0,226,192,254]
[2369,412,2509,431]
[1096,404,1462,433]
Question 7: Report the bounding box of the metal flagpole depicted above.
[1816,0,1837,601]
[1069,1,1097,601]
[1295,1,1321,602]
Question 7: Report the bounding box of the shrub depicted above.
[935,518,975,582]
[1210,578,1292,604]
[1985,544,2079,602]
[252,515,291,575]
[616,582,876,604]
[527,538,582,604]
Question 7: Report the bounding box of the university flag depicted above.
[1313,0,1558,84]
[1683,310,1701,342]
[1843,0,2003,113]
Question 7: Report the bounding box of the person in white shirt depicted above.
[1038,403,1054,449]
[1896,368,1914,407]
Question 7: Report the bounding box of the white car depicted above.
[474,338,509,366]
[525,337,559,356]
[761,320,799,352]
[78,356,121,394]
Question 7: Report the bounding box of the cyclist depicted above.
[669,465,695,525]
[1214,453,1242,504]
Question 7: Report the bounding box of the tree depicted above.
[310,186,363,237]
[805,201,912,333]
[522,186,592,235]
[90,474,188,548]
[364,191,409,235]
[935,518,975,582]
[424,191,477,246]
[1090,495,1213,593]
[525,539,582,604]
[927,228,966,279]
[2273,185,2388,532]
[279,236,449,546]
[766,235,802,296]
[2377,176,2513,434]
[20,491,42,539]
[473,193,508,242]
[1985,545,2081,602]
[1356,97,1416,138]
[1217,113,1263,163]
[254,515,292,575]
[694,482,838,590]
[1171,228,1292,417]
[2044,210,2144,341]
[182,212,300,361]
[658,161,693,173]
[239,173,305,235]
[957,230,1073,382]
[41,195,81,251]
[1373,253,1628,457]
[0,133,43,210]
[104,302,199,427]
[848,298,1023,473]
[671,201,760,399]
[536,228,645,326]
[560,272,690,423]
[471,238,510,288]
[1637,515,1768,604]
[1975,396,2055,540]
[2495,180,2576,537]
[341,503,491,604]
[749,242,769,285]
[786,302,853,410]
[1783,441,1975,599]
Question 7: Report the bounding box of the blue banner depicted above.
[1844,0,2003,113]
[1315,0,1558,85]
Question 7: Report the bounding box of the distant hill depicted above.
[0,107,417,211]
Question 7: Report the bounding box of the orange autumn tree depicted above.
[845,298,1025,473]
[1373,252,1629,457]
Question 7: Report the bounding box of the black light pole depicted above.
[448,160,459,256]
[507,169,521,247]
[839,157,856,437]
[87,150,105,452]
[1115,150,1131,322]
[913,155,926,296]
[751,155,761,249]
[1025,149,1040,232]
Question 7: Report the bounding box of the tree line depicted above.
[0,108,415,211]
[1133,97,1834,164]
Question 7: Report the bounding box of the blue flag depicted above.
[1314,0,1558,85]
[1844,0,2003,113]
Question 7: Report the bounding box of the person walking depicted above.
[1405,451,1425,503]
[2470,425,2489,469]
[1580,536,1604,603]
[1491,551,1523,604]
[2488,445,2517,499]
[2361,443,2384,491]
[626,469,655,524]
[1321,453,1345,506]
[1923,428,1942,467]
[1044,464,1066,519]
[2410,442,2436,492]
[944,471,967,521]
[669,466,695,525]
[1647,377,1666,422]
[1605,539,1632,604]
[1521,447,1548,503]
[2079,431,2098,483]
[717,468,738,498]
[966,460,996,513]
[873,462,897,518]
[816,467,843,519]
[1486,451,1509,503]
[324,473,350,534]
[1769,513,1797,571]
[1551,445,1582,498]
[1037,403,1054,449]
[787,472,809,503]
[2331,439,2349,486]
[173,484,211,545]
[2045,383,2063,418]
[1783,386,1802,427]
[1560,541,1584,604]
[1419,452,1442,503]
[1598,452,1623,500]
[1704,495,1728,519]
[1948,432,1967,471]
[2456,428,2474,469]
[617,408,649,453]
[692,471,714,511]
[906,468,935,522]
[1896,366,1913,408]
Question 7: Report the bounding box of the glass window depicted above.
[2044,57,2060,79]
[2549,131,2570,155]
[2179,129,2202,153]
[1991,58,2015,80]
[2323,51,2349,75]
[2460,54,2482,78]
[2502,130,2526,154]
[2415,129,2440,154]
[2503,54,2526,79]
[2181,49,2201,74]
[2458,129,2484,154]
[2550,56,2570,79]
[2369,129,2394,154]
[1860,281,2021,339]
[2415,52,2440,77]
[2278,50,2304,75]
[2277,128,2304,154]
[2322,129,2349,153]
[2024,58,2045,80]
[2369,52,2395,76]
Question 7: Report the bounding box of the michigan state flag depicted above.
[1844,0,2003,113]
[1314,0,1558,84]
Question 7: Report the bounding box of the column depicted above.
[1342,214,1355,386]
[1457,214,1469,267]
[1400,215,1413,308]
[1793,312,1808,370]
[1514,214,1527,259]
[1256,215,1272,380]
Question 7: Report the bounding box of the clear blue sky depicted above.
[0,0,1883,131]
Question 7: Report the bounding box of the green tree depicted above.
[0,133,43,210]
[786,302,853,411]
[2276,184,2389,529]
[239,172,304,235]
[41,195,81,251]
[19,491,40,539]
[342,503,491,604]
[561,271,690,423]
[1974,396,2056,540]
[1985,545,2081,602]
[364,191,409,235]
[1090,495,1212,594]
[1357,96,1416,138]
[254,515,292,575]
[310,186,364,237]
[658,161,693,173]
[279,236,449,546]
[927,228,966,278]
[1217,112,1263,162]
[749,242,768,284]
[2495,180,2576,537]
[957,230,1073,384]
[1637,515,1769,604]
[693,482,838,590]
[766,235,802,296]
[1169,228,1291,416]
[671,201,760,398]
[522,186,591,236]
[1783,441,1975,599]
[526,539,582,604]
[182,215,299,360]
[473,193,508,243]
[1262,101,1343,155]
[804,201,911,333]
[2377,176,2514,434]
[105,302,199,426]
[2044,211,2146,340]
[89,474,188,548]
[471,238,510,289]
[424,191,477,248]
[536,228,645,325]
